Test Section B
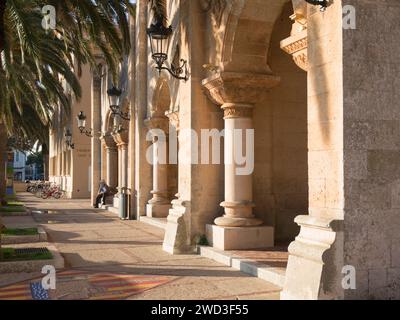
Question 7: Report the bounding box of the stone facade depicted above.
[48,0,400,299]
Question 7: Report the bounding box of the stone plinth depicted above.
[206,224,274,251]
[146,203,171,218]
[163,199,191,254]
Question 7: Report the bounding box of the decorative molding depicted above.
[222,103,253,119]
[144,116,169,133]
[165,110,180,131]
[280,29,308,72]
[202,72,280,107]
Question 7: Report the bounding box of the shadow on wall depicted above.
[253,2,308,244]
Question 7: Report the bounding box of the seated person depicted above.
[94,180,110,208]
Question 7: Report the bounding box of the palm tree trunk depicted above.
[0,123,7,260]
[0,0,6,52]
[42,143,49,181]
[0,123,7,205]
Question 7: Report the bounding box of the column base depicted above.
[163,200,191,254]
[146,203,171,218]
[215,216,263,227]
[206,224,274,250]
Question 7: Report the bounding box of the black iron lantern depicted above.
[305,0,328,11]
[147,15,188,81]
[64,129,75,149]
[76,111,93,137]
[147,16,173,69]
[107,86,130,121]
[107,86,122,113]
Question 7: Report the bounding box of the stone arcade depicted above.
[49,0,400,299]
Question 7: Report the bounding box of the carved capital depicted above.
[112,130,129,145]
[222,103,253,119]
[101,133,116,148]
[202,72,280,107]
[165,110,180,131]
[144,116,169,133]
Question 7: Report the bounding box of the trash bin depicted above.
[119,187,128,220]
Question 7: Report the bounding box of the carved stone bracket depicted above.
[280,29,308,72]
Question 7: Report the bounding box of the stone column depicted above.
[119,143,128,189]
[216,103,262,227]
[106,147,118,189]
[145,117,170,218]
[91,73,102,205]
[202,72,280,250]
[134,0,152,217]
[102,134,118,189]
[117,146,122,191]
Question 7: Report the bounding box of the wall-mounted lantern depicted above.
[76,111,93,137]
[64,129,75,149]
[305,0,328,11]
[147,15,188,81]
[107,86,130,121]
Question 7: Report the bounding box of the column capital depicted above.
[222,103,254,119]
[144,116,169,133]
[202,72,280,107]
[100,133,116,149]
[165,110,180,131]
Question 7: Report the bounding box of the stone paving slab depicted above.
[0,193,282,300]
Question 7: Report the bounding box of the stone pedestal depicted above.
[163,198,190,254]
[206,224,274,251]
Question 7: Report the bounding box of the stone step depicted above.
[139,216,167,230]
[103,205,119,215]
[198,246,286,288]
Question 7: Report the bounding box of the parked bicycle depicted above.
[40,184,64,199]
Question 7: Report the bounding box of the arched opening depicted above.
[253,1,308,246]
[202,0,308,274]
[103,111,119,196]
[145,78,176,218]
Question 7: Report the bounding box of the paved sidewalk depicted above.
[0,193,281,300]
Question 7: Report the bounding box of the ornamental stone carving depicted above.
[222,103,253,119]
[165,110,180,131]
[144,116,169,133]
[280,29,308,71]
[280,1,308,72]
[202,72,280,107]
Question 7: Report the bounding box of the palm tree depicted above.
[0,0,135,196]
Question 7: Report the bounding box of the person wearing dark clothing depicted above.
[94,180,110,208]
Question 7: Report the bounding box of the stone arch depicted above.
[201,0,308,248]
[219,0,301,74]
[145,76,177,218]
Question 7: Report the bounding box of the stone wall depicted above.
[342,0,400,299]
